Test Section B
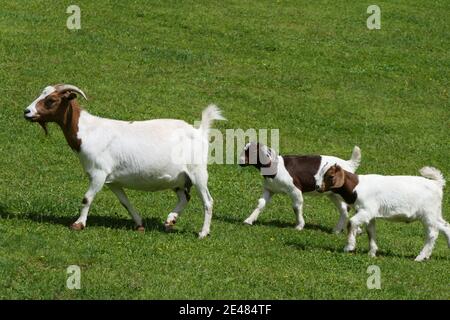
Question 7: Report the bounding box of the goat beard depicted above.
[38,121,48,135]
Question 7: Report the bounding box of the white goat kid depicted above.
[24,84,225,238]
[239,143,361,233]
[317,165,449,261]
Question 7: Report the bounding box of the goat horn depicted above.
[55,84,88,100]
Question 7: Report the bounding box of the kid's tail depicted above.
[420,166,445,188]
[348,146,362,171]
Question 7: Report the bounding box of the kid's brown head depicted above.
[239,142,278,176]
[316,164,345,192]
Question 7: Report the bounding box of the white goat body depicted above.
[318,164,449,261]
[78,113,203,191]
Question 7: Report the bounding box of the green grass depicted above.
[0,0,449,299]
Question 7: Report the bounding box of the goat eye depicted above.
[44,99,55,108]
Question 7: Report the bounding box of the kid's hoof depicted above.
[164,221,175,232]
[70,222,85,231]
[343,245,355,253]
[243,219,253,225]
[135,225,145,232]
[198,231,209,239]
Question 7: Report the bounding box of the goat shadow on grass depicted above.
[285,241,450,261]
[0,204,178,234]
[215,214,333,234]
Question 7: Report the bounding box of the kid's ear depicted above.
[258,144,273,166]
[332,165,345,188]
[259,146,278,176]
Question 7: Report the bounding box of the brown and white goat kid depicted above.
[24,84,225,238]
[316,164,449,261]
[239,142,361,233]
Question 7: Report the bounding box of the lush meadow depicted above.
[0,1,449,299]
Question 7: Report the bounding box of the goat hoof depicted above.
[344,245,355,253]
[164,221,175,232]
[243,219,253,225]
[135,225,145,232]
[414,255,429,262]
[198,231,209,239]
[70,222,85,231]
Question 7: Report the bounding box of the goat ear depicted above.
[259,145,278,176]
[62,91,77,101]
[66,92,77,100]
[267,147,277,163]
[265,153,278,176]
[332,165,345,188]
[258,144,271,166]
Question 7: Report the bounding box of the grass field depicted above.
[0,0,449,299]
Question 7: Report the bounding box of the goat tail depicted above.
[199,104,226,137]
[348,145,362,171]
[420,166,446,188]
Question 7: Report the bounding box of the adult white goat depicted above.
[24,84,225,238]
